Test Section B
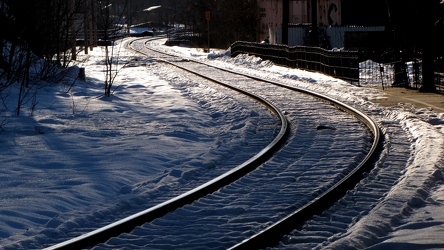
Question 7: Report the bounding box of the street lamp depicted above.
[143,5,161,12]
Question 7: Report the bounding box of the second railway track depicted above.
[46,38,381,249]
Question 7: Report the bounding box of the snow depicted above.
[1,37,444,249]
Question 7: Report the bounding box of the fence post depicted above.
[79,68,86,80]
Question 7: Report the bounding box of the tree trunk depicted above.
[420,46,436,92]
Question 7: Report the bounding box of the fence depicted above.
[359,58,444,93]
[359,60,404,88]
[436,73,444,93]
[230,41,360,82]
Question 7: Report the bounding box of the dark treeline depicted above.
[0,0,258,93]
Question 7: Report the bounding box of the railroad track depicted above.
[46,38,381,249]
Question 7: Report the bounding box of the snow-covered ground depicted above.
[1,37,443,249]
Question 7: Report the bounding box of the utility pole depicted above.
[310,0,318,46]
[206,10,210,53]
[419,0,439,92]
[88,0,94,51]
[83,0,89,54]
[93,0,97,47]
[419,24,437,92]
[127,0,131,36]
[70,0,77,60]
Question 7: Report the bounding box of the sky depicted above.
[0,36,443,249]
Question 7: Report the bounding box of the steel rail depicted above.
[44,38,288,250]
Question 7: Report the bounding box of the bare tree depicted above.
[96,0,129,97]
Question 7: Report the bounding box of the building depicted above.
[258,0,388,48]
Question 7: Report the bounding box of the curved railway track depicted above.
[46,38,381,249]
